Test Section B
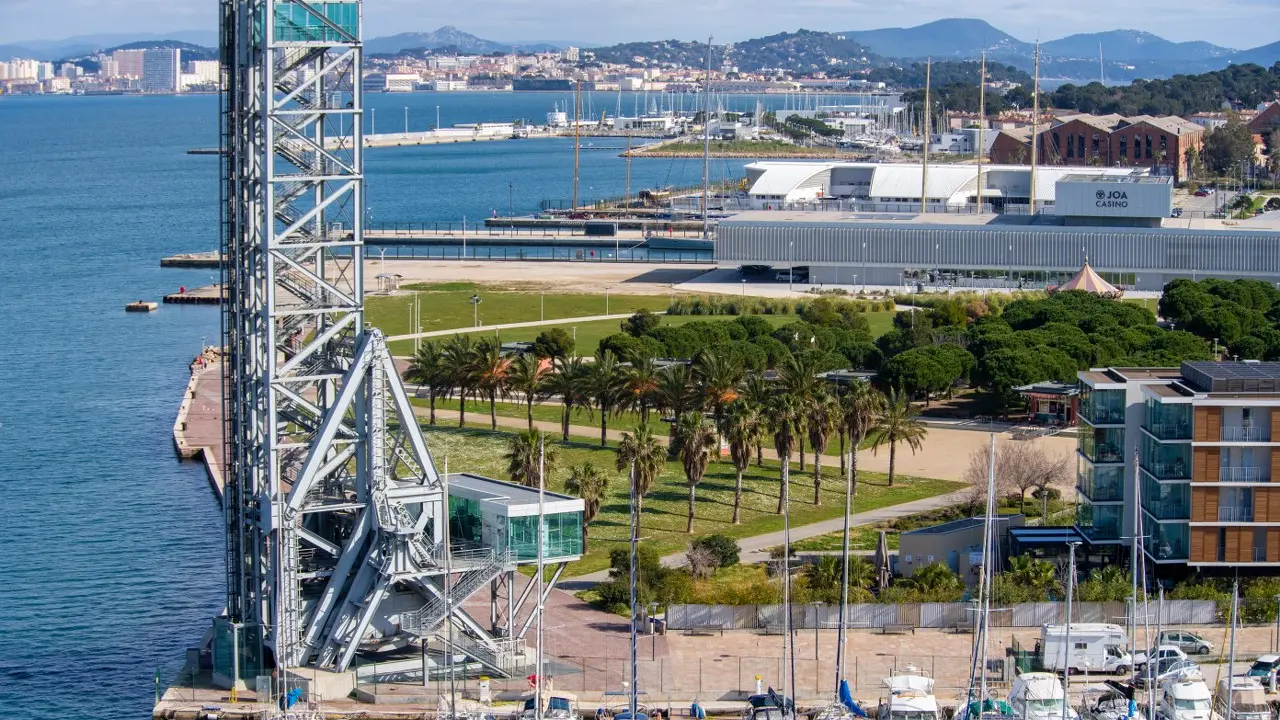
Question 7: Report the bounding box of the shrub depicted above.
[691,534,740,567]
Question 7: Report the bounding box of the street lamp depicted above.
[605,286,611,315]
[470,294,482,327]
[741,278,746,297]
[788,240,795,293]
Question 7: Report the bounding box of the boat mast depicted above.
[573,78,581,211]
[783,456,794,712]
[702,35,714,240]
[1228,582,1239,720]
[834,442,854,695]
[1029,43,1040,214]
[445,458,457,717]
[976,52,986,215]
[629,461,640,720]
[536,437,546,720]
[921,58,931,215]
[625,133,632,215]
[1062,542,1078,720]
[977,434,996,713]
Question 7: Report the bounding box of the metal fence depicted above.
[667,600,1218,630]
[365,244,712,263]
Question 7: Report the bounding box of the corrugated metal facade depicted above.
[716,220,1280,281]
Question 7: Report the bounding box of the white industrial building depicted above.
[716,174,1280,291]
[742,161,1145,213]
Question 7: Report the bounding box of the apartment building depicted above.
[1076,361,1280,577]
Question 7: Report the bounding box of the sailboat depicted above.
[953,435,1013,720]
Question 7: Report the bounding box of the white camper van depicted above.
[1040,623,1134,674]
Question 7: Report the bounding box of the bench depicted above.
[760,623,785,636]
[951,622,975,634]
[683,625,723,636]
[881,623,915,635]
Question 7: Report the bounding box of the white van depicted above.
[1040,623,1135,674]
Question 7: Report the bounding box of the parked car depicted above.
[774,266,809,283]
[1134,658,1200,689]
[1158,631,1214,656]
[1135,644,1188,670]
[1247,654,1280,690]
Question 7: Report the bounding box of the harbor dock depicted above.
[163,283,224,305]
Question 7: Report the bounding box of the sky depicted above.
[2,0,1278,50]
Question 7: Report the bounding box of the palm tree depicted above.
[472,338,512,430]
[1007,555,1060,599]
[867,389,928,487]
[503,428,557,488]
[614,423,665,519]
[778,354,821,471]
[767,393,802,514]
[694,350,744,442]
[506,353,549,431]
[545,356,590,442]
[723,400,763,524]
[564,462,609,543]
[673,411,717,532]
[845,556,876,591]
[406,341,450,426]
[806,389,838,505]
[442,334,477,427]
[621,356,660,423]
[838,382,887,497]
[740,370,772,467]
[903,562,965,601]
[587,350,627,447]
[654,364,698,453]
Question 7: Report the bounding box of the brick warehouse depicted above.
[990,113,1204,182]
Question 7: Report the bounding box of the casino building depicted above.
[716,173,1280,291]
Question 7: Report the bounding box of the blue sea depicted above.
[0,89,865,718]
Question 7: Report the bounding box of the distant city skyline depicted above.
[3,0,1277,50]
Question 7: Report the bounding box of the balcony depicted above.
[1081,427,1125,464]
[1145,400,1192,440]
[1218,506,1255,522]
[1220,466,1269,483]
[1077,501,1122,541]
[1142,436,1190,479]
[1146,499,1190,520]
[1146,522,1189,560]
[1081,388,1126,426]
[1078,465,1124,502]
[1222,426,1271,443]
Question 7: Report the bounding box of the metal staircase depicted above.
[401,548,511,636]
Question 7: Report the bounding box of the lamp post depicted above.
[404,106,408,134]
[470,294,481,327]
[436,104,441,131]
[788,240,794,293]
[606,286,611,315]
[741,278,746,297]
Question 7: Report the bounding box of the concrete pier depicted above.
[161,252,220,268]
[164,283,224,305]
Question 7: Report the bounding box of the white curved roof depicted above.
[744,161,1144,204]
[746,161,832,196]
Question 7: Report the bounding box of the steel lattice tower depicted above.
[213,0,510,686]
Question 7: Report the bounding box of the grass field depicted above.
[790,527,900,552]
[367,282,669,338]
[419,423,963,576]
[1125,298,1160,314]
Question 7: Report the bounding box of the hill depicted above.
[844,18,1030,59]
[1233,40,1280,68]
[365,26,560,56]
[1048,62,1280,116]
[1043,30,1234,62]
[729,30,877,72]
[2,31,214,61]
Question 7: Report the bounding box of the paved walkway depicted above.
[562,489,971,585]
[414,406,1074,488]
[387,312,646,342]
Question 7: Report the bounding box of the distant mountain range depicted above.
[364,26,561,56]
[5,20,1276,84]
[0,31,215,61]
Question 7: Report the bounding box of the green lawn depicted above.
[367,282,668,338]
[1124,298,1160,314]
[389,313,804,356]
[791,527,901,553]
[419,422,963,576]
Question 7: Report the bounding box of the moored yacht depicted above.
[1009,672,1080,720]
[876,666,941,720]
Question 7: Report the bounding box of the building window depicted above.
[1067,134,1074,158]
[1092,133,1100,155]
[1255,528,1268,562]
[1146,134,1153,159]
[1120,136,1128,158]
[1078,134,1086,158]
[1052,131,1061,158]
[1219,528,1227,562]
